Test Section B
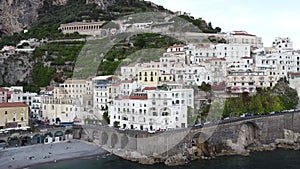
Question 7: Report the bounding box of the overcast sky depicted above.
[150,0,300,49]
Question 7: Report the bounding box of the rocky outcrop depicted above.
[0,0,116,36]
[0,52,34,84]
[0,0,43,36]
[85,0,116,9]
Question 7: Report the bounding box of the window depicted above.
[5,111,7,115]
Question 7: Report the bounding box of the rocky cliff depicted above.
[0,0,116,36]
[0,0,43,36]
[0,52,34,85]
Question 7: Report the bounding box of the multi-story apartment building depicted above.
[93,75,120,111]
[0,102,29,129]
[109,84,194,131]
[272,37,293,51]
[41,78,94,124]
[31,96,42,119]
[226,71,274,93]
[187,43,251,64]
[42,97,76,125]
[55,79,93,107]
[225,30,263,48]
[9,91,37,117]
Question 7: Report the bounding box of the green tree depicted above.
[102,110,110,125]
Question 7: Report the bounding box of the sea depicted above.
[31,149,300,169]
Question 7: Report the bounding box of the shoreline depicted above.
[0,140,108,169]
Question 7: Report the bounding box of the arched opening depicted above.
[54,131,64,142]
[44,132,53,144]
[33,134,43,144]
[92,131,100,140]
[101,132,108,145]
[120,134,129,149]
[8,137,20,147]
[65,129,73,140]
[111,133,118,148]
[0,140,7,148]
[21,136,32,146]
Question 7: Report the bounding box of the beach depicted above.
[0,140,107,169]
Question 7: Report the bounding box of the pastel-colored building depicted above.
[0,102,29,129]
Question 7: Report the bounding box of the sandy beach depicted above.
[0,140,107,169]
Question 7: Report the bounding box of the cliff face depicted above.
[0,0,43,36]
[0,53,34,85]
[0,0,115,36]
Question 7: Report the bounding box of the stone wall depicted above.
[77,111,300,166]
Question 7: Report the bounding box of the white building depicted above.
[187,43,251,64]
[32,96,42,119]
[272,37,293,51]
[225,30,263,48]
[42,97,76,125]
[109,84,194,131]
[93,76,120,118]
[9,91,38,117]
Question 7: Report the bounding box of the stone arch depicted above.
[65,129,73,135]
[55,131,64,137]
[0,139,7,148]
[44,132,53,138]
[92,130,100,140]
[8,136,20,147]
[21,136,32,146]
[101,132,108,145]
[120,134,129,149]
[54,131,64,141]
[237,121,260,147]
[111,133,118,148]
[65,129,73,140]
[32,134,43,144]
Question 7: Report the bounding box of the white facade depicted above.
[109,85,194,131]
[93,76,120,116]
[225,30,263,48]
[272,37,293,51]
[42,97,76,125]
[187,43,251,64]
[9,91,38,117]
[32,96,42,119]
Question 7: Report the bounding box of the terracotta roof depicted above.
[46,87,54,91]
[0,102,28,108]
[211,84,226,91]
[128,96,148,100]
[0,88,8,92]
[207,58,226,61]
[241,57,252,59]
[143,87,156,91]
[121,80,134,83]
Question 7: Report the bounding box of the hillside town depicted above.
[1,29,300,134]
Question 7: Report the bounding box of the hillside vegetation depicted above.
[0,0,222,91]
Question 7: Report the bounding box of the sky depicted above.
[150,0,300,49]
